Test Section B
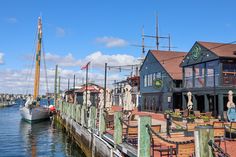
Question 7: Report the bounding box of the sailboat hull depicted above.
[20,106,50,123]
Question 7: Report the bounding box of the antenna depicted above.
[142,26,145,57]
[131,26,154,59]
[156,14,159,50]
[143,15,175,51]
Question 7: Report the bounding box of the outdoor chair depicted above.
[213,121,227,153]
[182,109,189,117]
[213,121,225,127]
[205,112,212,118]
[194,111,201,118]
[152,136,177,157]
[186,123,197,132]
[229,122,236,139]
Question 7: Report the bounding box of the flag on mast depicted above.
[81,61,91,70]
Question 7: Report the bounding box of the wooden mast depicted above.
[33,17,42,100]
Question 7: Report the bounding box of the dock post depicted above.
[114,111,122,146]
[138,115,151,157]
[72,104,76,120]
[76,105,81,123]
[194,125,214,157]
[99,108,106,136]
[81,105,87,127]
[88,106,96,130]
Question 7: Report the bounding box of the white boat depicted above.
[20,17,50,122]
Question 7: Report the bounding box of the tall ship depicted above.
[20,17,50,122]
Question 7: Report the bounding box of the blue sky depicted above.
[0,0,236,93]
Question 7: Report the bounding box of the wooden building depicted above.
[180,41,236,116]
[140,50,187,112]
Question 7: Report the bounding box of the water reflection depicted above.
[19,120,86,157]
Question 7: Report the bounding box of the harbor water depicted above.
[0,103,86,157]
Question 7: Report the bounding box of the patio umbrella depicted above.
[187,92,193,110]
[227,90,235,109]
[98,89,104,109]
[124,84,133,110]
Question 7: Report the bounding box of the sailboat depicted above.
[20,17,50,122]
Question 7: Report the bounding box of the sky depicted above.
[0,0,236,94]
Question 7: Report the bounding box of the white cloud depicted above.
[6,17,18,24]
[0,51,138,94]
[45,51,138,69]
[96,36,128,48]
[0,67,123,94]
[0,53,4,64]
[46,53,79,66]
[56,27,66,37]
[84,51,138,68]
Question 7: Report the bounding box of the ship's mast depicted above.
[33,17,42,100]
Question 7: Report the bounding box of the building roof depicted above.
[150,50,187,80]
[74,83,103,93]
[198,41,236,58]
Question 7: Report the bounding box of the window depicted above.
[194,63,205,87]
[222,62,236,86]
[184,66,193,88]
[206,61,219,87]
[144,75,147,87]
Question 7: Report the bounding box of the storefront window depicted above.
[206,60,219,87]
[184,66,193,88]
[194,63,205,87]
[144,75,147,87]
[222,62,236,86]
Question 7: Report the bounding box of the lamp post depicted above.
[104,63,107,108]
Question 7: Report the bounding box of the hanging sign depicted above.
[191,44,201,60]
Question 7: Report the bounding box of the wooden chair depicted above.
[213,121,224,127]
[205,112,212,118]
[152,136,177,157]
[194,111,201,118]
[125,125,138,145]
[229,122,236,139]
[151,124,161,133]
[213,122,227,153]
[186,123,197,132]
[182,109,189,117]
[176,142,195,157]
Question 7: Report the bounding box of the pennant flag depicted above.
[81,61,91,70]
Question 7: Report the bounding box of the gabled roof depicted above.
[150,50,187,80]
[198,41,236,58]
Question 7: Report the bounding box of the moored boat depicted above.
[20,17,50,122]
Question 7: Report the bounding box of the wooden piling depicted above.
[81,105,87,127]
[99,108,106,136]
[194,125,214,157]
[76,105,81,123]
[88,106,96,129]
[138,115,151,157]
[114,111,122,145]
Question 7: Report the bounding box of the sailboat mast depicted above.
[33,17,42,100]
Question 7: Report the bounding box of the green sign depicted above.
[191,44,201,60]
[153,79,163,89]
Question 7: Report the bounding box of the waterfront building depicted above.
[140,50,187,112]
[112,76,140,109]
[64,83,102,106]
[181,41,236,116]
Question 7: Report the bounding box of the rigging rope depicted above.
[25,29,38,95]
[42,40,49,94]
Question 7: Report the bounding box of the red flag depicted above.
[81,61,90,70]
